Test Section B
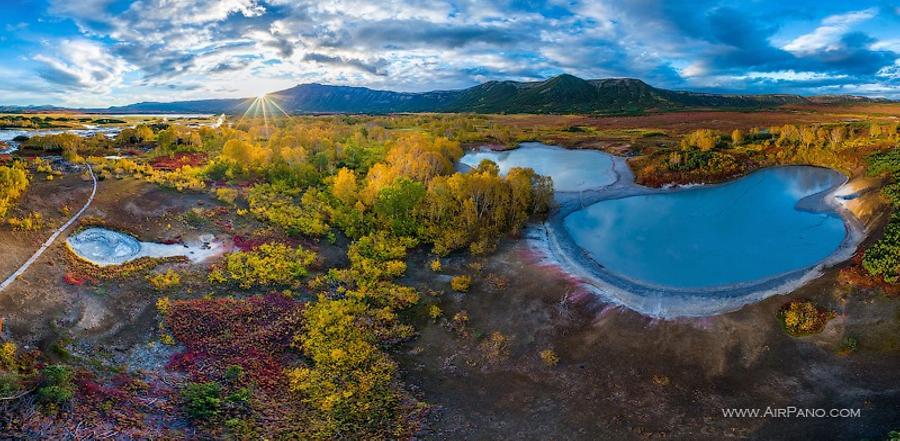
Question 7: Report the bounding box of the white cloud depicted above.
[19,0,897,104]
[681,62,708,78]
[783,8,878,55]
[124,0,265,27]
[32,39,134,93]
[736,70,848,82]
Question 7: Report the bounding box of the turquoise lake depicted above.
[459,142,617,192]
[563,167,847,289]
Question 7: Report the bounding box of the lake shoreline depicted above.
[456,141,868,318]
[532,158,865,318]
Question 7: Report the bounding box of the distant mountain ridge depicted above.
[4,74,894,115]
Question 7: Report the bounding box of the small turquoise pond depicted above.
[563,167,847,289]
[459,142,617,192]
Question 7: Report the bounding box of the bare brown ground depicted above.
[0,175,224,352]
[399,238,900,440]
[0,173,91,279]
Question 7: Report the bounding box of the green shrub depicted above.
[37,365,75,405]
[863,212,900,283]
[0,371,21,396]
[181,381,222,420]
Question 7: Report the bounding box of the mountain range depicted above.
[4,74,894,115]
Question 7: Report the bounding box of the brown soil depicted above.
[0,175,226,351]
[399,239,900,440]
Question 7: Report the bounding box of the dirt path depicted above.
[0,164,96,292]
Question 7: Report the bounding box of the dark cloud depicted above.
[303,53,387,76]
[352,21,523,49]
[36,66,85,88]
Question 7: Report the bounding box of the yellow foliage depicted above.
[0,342,16,369]
[148,269,181,291]
[450,275,472,293]
[331,167,359,206]
[0,164,29,219]
[210,242,316,289]
[427,304,442,320]
[156,296,171,315]
[6,211,44,231]
[214,187,238,205]
[539,349,559,367]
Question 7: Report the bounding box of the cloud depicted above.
[32,40,133,92]
[10,0,895,103]
[783,8,878,55]
[303,53,387,76]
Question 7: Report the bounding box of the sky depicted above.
[0,0,898,107]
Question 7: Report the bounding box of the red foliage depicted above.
[232,235,267,251]
[149,152,208,170]
[166,294,305,391]
[2,369,182,439]
[839,251,900,296]
[63,272,89,286]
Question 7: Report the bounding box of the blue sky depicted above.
[1,0,898,106]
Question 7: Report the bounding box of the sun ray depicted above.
[261,95,270,138]
[266,96,291,118]
[237,96,262,126]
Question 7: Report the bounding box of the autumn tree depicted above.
[731,129,743,146]
[0,164,29,219]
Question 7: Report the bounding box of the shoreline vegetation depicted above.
[0,109,898,438]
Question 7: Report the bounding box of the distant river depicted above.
[0,126,123,154]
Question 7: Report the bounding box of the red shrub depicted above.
[232,235,268,251]
[149,153,208,171]
[166,294,304,390]
[64,272,88,286]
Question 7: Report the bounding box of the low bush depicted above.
[778,300,835,336]
[450,275,472,293]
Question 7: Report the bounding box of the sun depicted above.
[236,92,291,137]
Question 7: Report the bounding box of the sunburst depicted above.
[236,93,292,138]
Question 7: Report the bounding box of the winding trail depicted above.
[0,164,97,292]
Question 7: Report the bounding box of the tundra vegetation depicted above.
[0,163,29,219]
[0,112,898,438]
[0,114,554,438]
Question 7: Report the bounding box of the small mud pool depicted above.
[67,227,222,266]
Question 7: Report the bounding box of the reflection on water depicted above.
[0,127,123,154]
[564,167,847,289]
[459,142,617,192]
